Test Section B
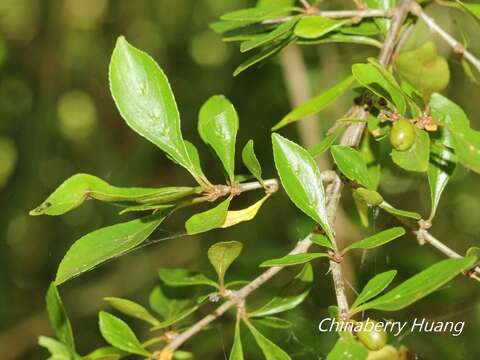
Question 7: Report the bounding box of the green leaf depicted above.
[208,241,243,286]
[222,7,292,22]
[185,197,231,235]
[352,63,407,114]
[351,257,477,314]
[234,36,294,76]
[185,141,209,184]
[272,75,354,130]
[118,203,173,215]
[148,285,201,329]
[229,321,244,360]
[339,20,381,35]
[311,234,334,249]
[109,36,206,185]
[351,270,397,309]
[158,268,219,289]
[428,130,456,219]
[245,321,291,360]
[308,125,347,157]
[297,33,382,48]
[331,145,375,189]
[365,0,395,34]
[198,95,239,182]
[84,347,127,360]
[104,297,160,327]
[260,253,328,267]
[46,283,75,353]
[391,128,430,172]
[457,0,480,21]
[294,16,349,39]
[327,332,368,360]
[55,213,166,285]
[98,311,150,356]
[29,173,195,216]
[241,18,297,52]
[221,195,270,228]
[250,264,313,317]
[272,133,334,241]
[379,201,421,220]
[429,93,480,174]
[343,227,405,252]
[253,317,293,329]
[242,140,263,183]
[395,42,450,98]
[38,336,72,360]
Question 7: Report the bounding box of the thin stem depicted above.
[410,2,480,73]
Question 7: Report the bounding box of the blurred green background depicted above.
[0,0,479,359]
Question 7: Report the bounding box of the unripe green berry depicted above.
[357,319,388,351]
[390,119,416,151]
[366,345,399,360]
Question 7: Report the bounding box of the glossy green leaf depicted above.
[109,37,206,185]
[208,241,243,286]
[84,347,127,360]
[245,321,291,360]
[331,145,375,189]
[352,63,406,113]
[395,42,450,98]
[297,33,382,48]
[260,253,328,267]
[104,297,160,327]
[55,213,166,285]
[241,140,263,183]
[351,270,397,309]
[185,197,231,235]
[185,141,209,184]
[273,75,355,130]
[222,7,292,22]
[241,18,297,52]
[272,133,334,241]
[38,336,72,360]
[250,264,313,317]
[45,283,75,353]
[391,128,430,172]
[98,311,150,356]
[311,234,334,249]
[428,130,456,219]
[30,173,195,216]
[234,36,294,76]
[198,95,239,182]
[430,93,480,174]
[253,317,293,329]
[379,201,421,220]
[221,195,270,228]
[327,332,368,360]
[343,227,405,252]
[339,21,381,35]
[158,268,218,289]
[365,0,395,34]
[229,321,244,360]
[308,125,347,157]
[294,16,349,39]
[351,257,477,313]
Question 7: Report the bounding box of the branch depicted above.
[410,2,480,73]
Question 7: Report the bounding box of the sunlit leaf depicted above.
[250,264,313,317]
[327,332,368,360]
[273,75,355,130]
[351,257,477,313]
[272,134,334,241]
[343,227,405,252]
[98,311,150,356]
[241,18,297,52]
[311,234,334,249]
[30,173,195,216]
[365,0,395,34]
[309,125,347,158]
[351,270,397,309]
[185,197,231,235]
[457,0,480,21]
[198,95,239,182]
[331,145,375,189]
[221,195,270,228]
[297,33,382,48]
[45,283,75,353]
[229,321,244,360]
[208,241,243,286]
[391,128,430,172]
[294,16,349,39]
[104,297,160,327]
[55,213,167,285]
[38,336,72,360]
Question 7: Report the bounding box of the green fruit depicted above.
[367,345,399,360]
[390,119,415,151]
[357,320,388,351]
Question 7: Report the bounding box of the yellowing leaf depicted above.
[221,195,270,228]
